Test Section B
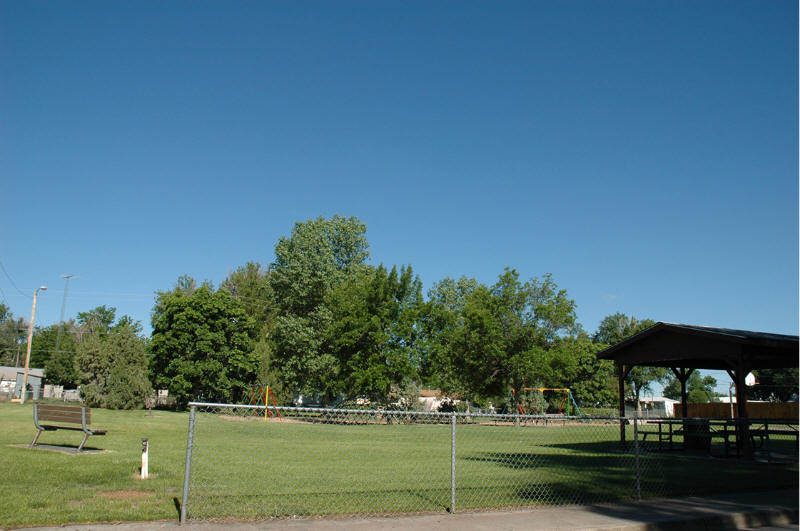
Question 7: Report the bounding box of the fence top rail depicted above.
[187,402,799,425]
[187,402,609,420]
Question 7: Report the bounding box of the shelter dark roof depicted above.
[596,322,798,370]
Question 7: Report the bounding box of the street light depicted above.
[20,286,47,405]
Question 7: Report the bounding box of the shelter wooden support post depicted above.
[617,363,632,449]
[669,368,694,418]
[726,364,754,460]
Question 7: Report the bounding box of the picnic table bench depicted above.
[636,419,680,450]
[31,404,106,452]
[727,422,799,457]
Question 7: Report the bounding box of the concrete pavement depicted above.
[17,489,798,531]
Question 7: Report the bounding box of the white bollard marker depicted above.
[141,438,149,479]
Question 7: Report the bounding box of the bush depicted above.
[75,324,152,409]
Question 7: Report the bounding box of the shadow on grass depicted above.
[461,447,799,504]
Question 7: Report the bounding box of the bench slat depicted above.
[37,405,91,425]
[39,412,84,423]
[39,424,85,432]
[34,404,81,411]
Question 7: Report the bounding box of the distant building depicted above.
[716,396,766,404]
[418,389,461,412]
[625,396,680,418]
[0,366,45,400]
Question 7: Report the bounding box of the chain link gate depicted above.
[179,403,798,523]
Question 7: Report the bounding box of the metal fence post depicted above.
[633,417,641,500]
[180,405,197,525]
[450,413,456,513]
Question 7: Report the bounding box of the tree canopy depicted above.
[269,216,370,403]
[150,282,259,408]
[663,371,718,403]
[18,214,785,413]
[74,313,151,409]
[424,269,579,405]
[593,313,667,408]
[326,264,424,401]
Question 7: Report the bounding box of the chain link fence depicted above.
[180,403,798,523]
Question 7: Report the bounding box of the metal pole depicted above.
[180,405,197,524]
[765,422,771,468]
[729,382,734,419]
[618,363,627,450]
[450,413,456,513]
[633,417,641,500]
[21,287,45,405]
[54,274,75,354]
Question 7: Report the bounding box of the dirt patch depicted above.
[99,490,151,499]
[132,472,159,480]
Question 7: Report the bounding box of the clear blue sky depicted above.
[2,2,797,393]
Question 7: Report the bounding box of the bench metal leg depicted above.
[31,429,43,448]
[77,432,90,452]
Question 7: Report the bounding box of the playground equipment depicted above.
[506,387,583,416]
[249,383,282,421]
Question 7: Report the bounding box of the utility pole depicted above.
[20,286,46,404]
[54,274,76,354]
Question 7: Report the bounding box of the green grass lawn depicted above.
[1,402,797,527]
[0,402,187,527]
[187,412,798,520]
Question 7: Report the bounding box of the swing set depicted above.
[249,383,282,421]
[509,387,583,416]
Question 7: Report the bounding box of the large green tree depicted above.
[269,216,370,400]
[40,322,79,387]
[750,368,798,402]
[538,335,616,407]
[420,276,479,391]
[0,304,26,366]
[150,281,259,408]
[75,305,118,338]
[593,313,666,409]
[326,264,424,402]
[426,269,577,405]
[21,305,130,388]
[28,324,76,371]
[270,215,369,315]
[220,262,276,330]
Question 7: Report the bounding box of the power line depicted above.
[1,348,76,354]
[0,261,29,298]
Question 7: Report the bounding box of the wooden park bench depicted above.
[31,404,107,452]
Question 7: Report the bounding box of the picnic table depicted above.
[636,418,798,458]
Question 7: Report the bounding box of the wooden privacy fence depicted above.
[687,402,798,419]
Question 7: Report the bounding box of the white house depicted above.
[625,396,680,418]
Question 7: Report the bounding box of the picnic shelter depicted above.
[596,322,799,458]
